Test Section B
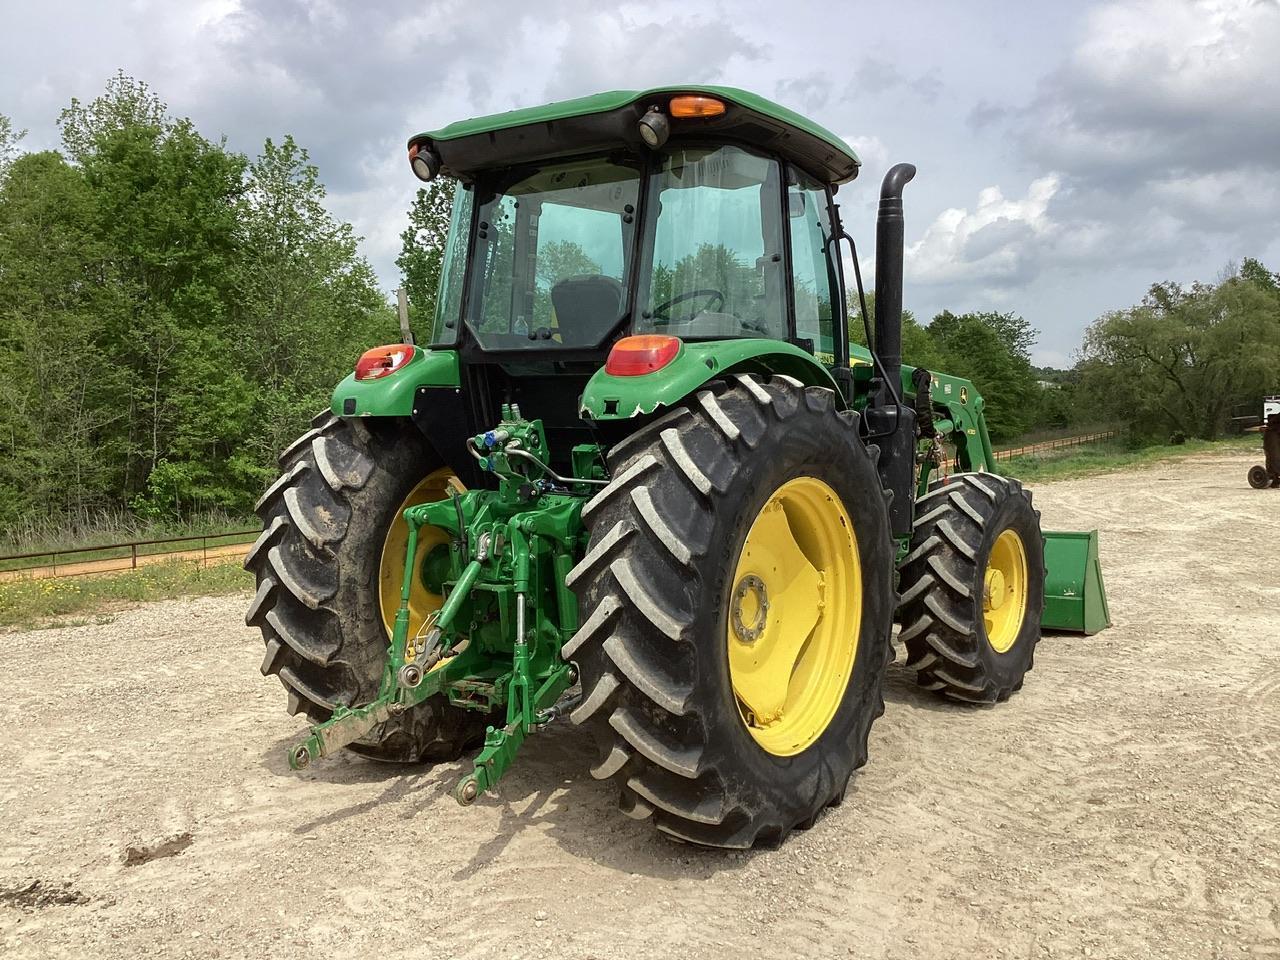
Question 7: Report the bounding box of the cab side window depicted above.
[787,168,838,362]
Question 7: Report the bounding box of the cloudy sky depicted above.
[3,0,1277,366]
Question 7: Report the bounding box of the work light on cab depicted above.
[605,335,681,376]
[355,344,414,381]
[408,143,440,182]
[638,106,670,149]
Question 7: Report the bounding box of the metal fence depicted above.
[0,530,258,582]
[2,427,1121,581]
[992,430,1118,462]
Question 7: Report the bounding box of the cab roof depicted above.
[410,85,860,186]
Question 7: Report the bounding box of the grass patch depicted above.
[1002,435,1256,483]
[0,559,253,630]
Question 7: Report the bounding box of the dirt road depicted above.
[2,448,1277,959]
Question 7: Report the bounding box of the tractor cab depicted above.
[429,137,840,360]
[390,88,867,484]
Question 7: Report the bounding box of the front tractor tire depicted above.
[244,412,490,762]
[566,375,896,848]
[896,473,1046,703]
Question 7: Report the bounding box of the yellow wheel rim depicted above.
[378,468,460,650]
[983,528,1029,654]
[727,477,861,757]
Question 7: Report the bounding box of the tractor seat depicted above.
[550,275,624,346]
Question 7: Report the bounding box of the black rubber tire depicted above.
[1248,465,1270,489]
[244,412,491,762]
[565,374,896,848]
[896,473,1046,703]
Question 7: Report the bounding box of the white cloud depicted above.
[841,134,889,182]
[906,176,1060,287]
[540,9,763,102]
[917,0,1280,343]
[5,0,1277,365]
[1072,0,1278,117]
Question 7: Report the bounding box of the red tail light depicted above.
[355,344,414,381]
[605,335,682,376]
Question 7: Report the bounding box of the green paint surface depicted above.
[578,339,842,421]
[287,409,593,795]
[1042,529,1111,635]
[413,86,858,173]
[329,347,460,418]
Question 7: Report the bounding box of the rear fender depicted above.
[330,348,461,418]
[578,339,843,421]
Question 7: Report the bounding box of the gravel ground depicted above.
[1,448,1277,959]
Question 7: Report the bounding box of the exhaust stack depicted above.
[874,163,916,395]
[866,163,918,538]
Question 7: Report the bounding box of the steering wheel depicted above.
[649,289,725,325]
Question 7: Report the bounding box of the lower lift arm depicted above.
[286,514,480,771]
[286,412,590,805]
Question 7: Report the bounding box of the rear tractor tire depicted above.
[244,412,492,763]
[896,473,1046,703]
[566,375,896,848]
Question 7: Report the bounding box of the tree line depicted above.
[1075,260,1280,439]
[0,74,395,536]
[850,261,1280,444]
[848,301,1061,443]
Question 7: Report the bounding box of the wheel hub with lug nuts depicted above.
[982,528,1029,654]
[984,567,1007,611]
[731,574,770,643]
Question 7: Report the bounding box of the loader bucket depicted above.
[1041,530,1110,634]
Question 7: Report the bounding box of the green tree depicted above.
[58,72,248,506]
[1240,256,1279,294]
[1078,265,1280,439]
[847,292,954,373]
[397,179,454,341]
[58,71,167,166]
[0,113,26,181]
[235,135,393,481]
[966,310,1037,364]
[927,311,1038,442]
[0,150,129,527]
[0,72,396,537]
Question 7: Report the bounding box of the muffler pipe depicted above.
[868,163,918,540]
[874,163,916,398]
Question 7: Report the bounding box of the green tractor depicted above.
[245,87,1109,847]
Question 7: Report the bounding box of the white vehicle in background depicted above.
[1231,395,1280,433]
